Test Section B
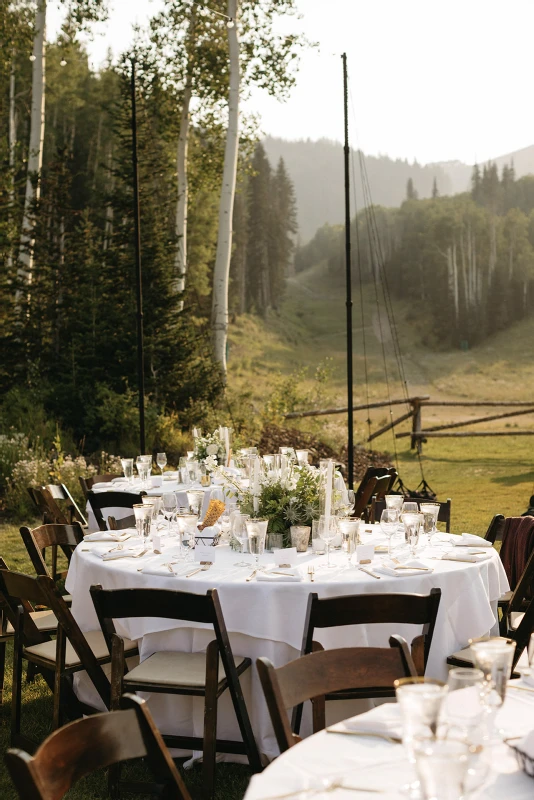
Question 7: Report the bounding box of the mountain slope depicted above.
[264,137,534,242]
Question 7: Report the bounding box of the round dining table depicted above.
[244,680,534,800]
[65,523,509,762]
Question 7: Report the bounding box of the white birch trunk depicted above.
[7,54,16,269]
[211,0,239,376]
[17,0,46,302]
[174,78,192,307]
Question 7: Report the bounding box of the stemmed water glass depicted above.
[232,512,251,566]
[420,503,440,546]
[394,677,448,798]
[380,508,399,555]
[402,512,423,556]
[469,637,515,738]
[338,518,359,567]
[162,492,177,534]
[246,519,268,571]
[156,452,167,475]
[318,515,338,568]
[121,457,134,483]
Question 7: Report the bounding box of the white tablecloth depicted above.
[85,481,213,532]
[245,681,534,800]
[65,526,509,761]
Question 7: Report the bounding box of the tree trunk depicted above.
[174,78,192,307]
[7,53,16,270]
[211,0,239,376]
[17,0,46,304]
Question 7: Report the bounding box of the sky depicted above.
[48,0,534,165]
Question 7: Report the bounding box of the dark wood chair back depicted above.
[373,473,392,501]
[108,514,136,531]
[5,693,192,800]
[20,524,84,583]
[354,467,390,497]
[27,487,68,525]
[353,477,377,519]
[484,514,506,544]
[79,473,119,500]
[257,636,416,753]
[43,484,87,527]
[301,589,441,676]
[0,570,111,709]
[87,490,146,531]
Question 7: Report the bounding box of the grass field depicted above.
[0,262,532,797]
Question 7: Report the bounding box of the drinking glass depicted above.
[318,515,338,568]
[402,512,423,555]
[156,452,167,475]
[414,739,469,800]
[385,494,404,512]
[295,449,309,465]
[121,457,134,483]
[394,677,448,798]
[469,637,515,726]
[187,490,204,517]
[178,457,189,486]
[246,519,268,570]
[311,519,326,554]
[420,503,440,545]
[442,668,485,741]
[176,513,198,559]
[231,512,251,566]
[380,508,399,554]
[141,497,156,531]
[401,501,420,516]
[162,492,177,533]
[338,518,359,567]
[133,504,152,543]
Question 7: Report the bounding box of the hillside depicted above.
[227,263,534,530]
[263,136,534,242]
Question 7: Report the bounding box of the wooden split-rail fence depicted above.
[285,397,534,453]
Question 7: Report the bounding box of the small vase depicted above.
[290,525,311,552]
[267,533,284,551]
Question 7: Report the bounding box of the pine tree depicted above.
[268,157,297,309]
[406,177,418,201]
[245,143,272,314]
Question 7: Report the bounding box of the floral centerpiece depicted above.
[212,460,322,546]
[193,430,226,467]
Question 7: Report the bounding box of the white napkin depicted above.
[329,703,403,739]
[442,551,492,563]
[256,568,302,582]
[84,530,134,542]
[511,729,534,758]
[455,533,492,548]
[375,558,433,577]
[140,561,180,577]
[99,547,143,561]
[111,477,129,484]
[91,482,116,491]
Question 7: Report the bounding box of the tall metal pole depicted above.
[342,53,354,488]
[131,58,146,454]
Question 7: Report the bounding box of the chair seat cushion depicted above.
[7,610,58,635]
[24,630,137,668]
[447,646,474,667]
[124,650,246,688]
[510,611,525,629]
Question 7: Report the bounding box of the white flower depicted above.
[206,444,218,456]
[204,454,218,472]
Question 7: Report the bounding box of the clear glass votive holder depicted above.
[290,525,311,552]
[267,532,284,551]
[311,519,325,554]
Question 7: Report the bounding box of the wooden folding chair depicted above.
[43,484,87,527]
[20,523,84,603]
[79,472,119,500]
[257,636,417,754]
[87,490,146,531]
[0,569,137,748]
[292,589,441,734]
[90,585,262,799]
[5,694,192,800]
